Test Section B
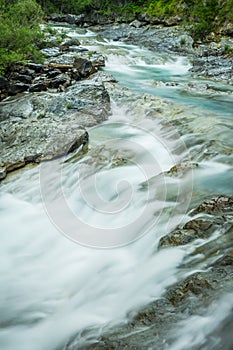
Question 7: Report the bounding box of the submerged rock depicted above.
[191,195,233,215]
[159,195,233,248]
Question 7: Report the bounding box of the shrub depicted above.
[0,0,44,75]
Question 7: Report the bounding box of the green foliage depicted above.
[0,0,44,75]
[33,0,233,42]
[224,44,233,53]
[65,102,72,109]
[180,37,186,46]
[188,0,218,41]
[147,0,179,17]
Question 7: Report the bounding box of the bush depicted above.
[0,0,44,75]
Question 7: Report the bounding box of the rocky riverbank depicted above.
[44,14,233,84]
[0,19,233,350]
[1,19,232,181]
[0,27,115,180]
[93,22,233,84]
[65,195,233,350]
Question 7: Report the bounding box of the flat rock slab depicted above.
[0,78,111,179]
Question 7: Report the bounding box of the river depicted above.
[0,24,232,349]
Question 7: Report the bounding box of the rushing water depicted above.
[0,25,233,349]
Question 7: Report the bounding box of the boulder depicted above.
[7,82,29,95]
[29,82,47,93]
[191,195,233,215]
[60,38,81,52]
[9,72,33,84]
[0,79,111,179]
[26,63,43,73]
[48,73,71,89]
[129,20,144,28]
[159,195,233,248]
[73,57,96,77]
[0,77,9,89]
[65,14,79,24]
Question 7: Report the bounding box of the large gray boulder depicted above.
[0,78,111,179]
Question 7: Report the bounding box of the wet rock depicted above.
[7,82,29,95]
[0,49,104,99]
[159,195,233,248]
[0,79,110,179]
[48,73,70,89]
[8,72,33,84]
[67,265,233,350]
[70,69,81,81]
[46,69,61,79]
[0,78,10,100]
[0,77,9,89]
[41,47,61,57]
[65,14,80,24]
[166,162,198,177]
[166,274,214,306]
[129,19,144,28]
[29,82,48,93]
[159,229,197,247]
[26,63,43,73]
[60,38,81,52]
[212,248,233,267]
[73,57,96,77]
[183,218,213,232]
[190,55,233,82]
[41,127,88,161]
[191,195,233,215]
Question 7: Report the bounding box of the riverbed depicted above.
[0,23,233,350]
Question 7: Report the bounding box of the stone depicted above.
[41,128,89,161]
[159,228,197,247]
[29,83,47,92]
[26,63,43,73]
[129,20,143,28]
[212,249,233,266]
[0,167,6,180]
[0,79,111,178]
[0,77,9,89]
[165,274,214,306]
[73,57,96,77]
[65,14,80,24]
[166,162,198,176]
[7,82,29,95]
[41,47,61,57]
[191,195,233,215]
[46,70,61,79]
[48,73,71,89]
[9,72,33,84]
[61,38,81,47]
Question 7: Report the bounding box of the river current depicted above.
[0,24,232,349]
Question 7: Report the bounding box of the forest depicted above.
[0,0,233,74]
